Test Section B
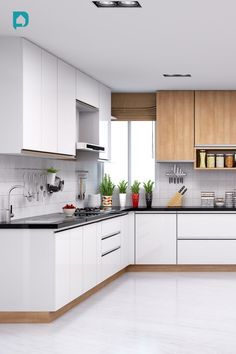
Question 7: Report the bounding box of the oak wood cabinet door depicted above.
[195,91,236,146]
[156,91,194,161]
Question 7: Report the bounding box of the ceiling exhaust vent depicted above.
[93,1,141,8]
[163,74,192,78]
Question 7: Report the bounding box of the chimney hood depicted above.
[76,142,105,153]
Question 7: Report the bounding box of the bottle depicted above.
[199,150,206,168]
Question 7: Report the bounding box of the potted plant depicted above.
[143,180,155,208]
[131,180,141,208]
[99,174,115,208]
[117,180,128,208]
[46,167,59,186]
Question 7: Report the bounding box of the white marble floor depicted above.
[1,272,236,354]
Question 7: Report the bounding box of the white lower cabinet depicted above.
[55,230,71,310]
[135,213,176,264]
[178,240,236,264]
[70,227,83,301]
[83,223,100,293]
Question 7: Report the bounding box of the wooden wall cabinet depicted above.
[156,91,194,161]
[195,91,236,146]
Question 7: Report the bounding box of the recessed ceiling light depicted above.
[93,1,117,7]
[117,1,141,7]
[163,74,192,78]
[93,1,141,8]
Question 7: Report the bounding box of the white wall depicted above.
[0,152,99,222]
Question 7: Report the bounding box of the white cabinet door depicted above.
[41,50,58,153]
[55,230,70,310]
[121,214,130,268]
[178,240,236,264]
[101,248,121,281]
[99,84,111,160]
[76,70,99,108]
[70,227,83,301]
[83,223,99,292]
[178,213,236,239]
[136,214,176,264]
[58,60,76,155]
[23,40,42,151]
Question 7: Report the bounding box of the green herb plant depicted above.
[143,180,154,193]
[46,167,59,174]
[131,180,141,194]
[99,174,115,196]
[118,180,128,194]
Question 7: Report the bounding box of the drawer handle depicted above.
[102,246,121,257]
[101,231,121,240]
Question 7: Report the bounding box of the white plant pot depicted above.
[119,193,127,208]
[47,173,56,186]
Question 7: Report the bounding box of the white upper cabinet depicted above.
[41,50,58,153]
[22,40,42,151]
[58,60,76,155]
[99,83,111,160]
[76,70,99,108]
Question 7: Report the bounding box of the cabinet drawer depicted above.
[101,232,121,254]
[178,214,236,239]
[101,247,121,281]
[178,240,236,264]
[101,217,121,238]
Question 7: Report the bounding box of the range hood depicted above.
[76,142,105,153]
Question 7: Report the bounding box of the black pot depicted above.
[145,192,152,208]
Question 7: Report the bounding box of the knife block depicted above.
[167,192,183,207]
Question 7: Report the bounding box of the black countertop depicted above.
[1,206,236,229]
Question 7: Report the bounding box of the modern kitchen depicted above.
[1,1,236,354]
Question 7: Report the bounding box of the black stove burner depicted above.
[75,207,101,217]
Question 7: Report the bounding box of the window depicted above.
[104,120,155,185]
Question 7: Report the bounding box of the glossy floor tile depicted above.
[1,272,236,354]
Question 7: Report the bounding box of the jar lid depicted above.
[216,153,224,156]
[225,153,233,156]
[207,153,215,156]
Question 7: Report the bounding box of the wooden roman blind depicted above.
[111,93,156,121]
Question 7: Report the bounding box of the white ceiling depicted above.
[1,0,236,91]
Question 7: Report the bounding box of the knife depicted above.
[178,186,185,194]
[181,188,188,195]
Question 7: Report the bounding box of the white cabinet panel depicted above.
[178,214,236,239]
[70,227,83,301]
[99,84,111,160]
[41,50,58,153]
[76,70,99,108]
[178,240,236,264]
[136,214,176,264]
[101,248,121,282]
[101,217,121,238]
[58,60,76,155]
[83,223,99,292]
[121,214,131,268]
[23,40,42,150]
[55,230,70,310]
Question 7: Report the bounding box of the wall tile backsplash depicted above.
[155,162,236,207]
[0,152,98,222]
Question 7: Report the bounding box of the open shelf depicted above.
[194,147,236,170]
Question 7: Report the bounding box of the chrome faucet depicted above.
[6,185,24,223]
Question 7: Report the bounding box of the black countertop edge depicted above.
[1,206,236,229]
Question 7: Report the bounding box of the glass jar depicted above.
[199,149,206,168]
[207,153,215,168]
[216,153,224,168]
[225,153,234,168]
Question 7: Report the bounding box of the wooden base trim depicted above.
[127,264,236,272]
[0,268,127,324]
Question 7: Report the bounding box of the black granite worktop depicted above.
[0,206,236,230]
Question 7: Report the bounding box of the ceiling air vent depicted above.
[93,1,141,8]
[163,74,192,78]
